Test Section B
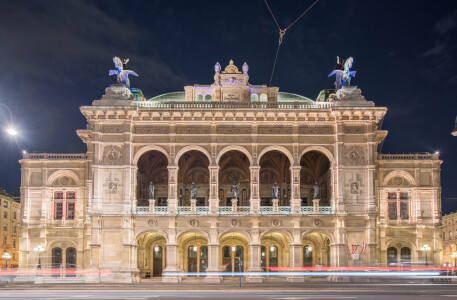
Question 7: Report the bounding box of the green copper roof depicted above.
[147,91,313,102]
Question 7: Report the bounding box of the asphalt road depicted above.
[1,284,457,300]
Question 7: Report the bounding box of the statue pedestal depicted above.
[231,198,238,213]
[272,198,279,213]
[148,199,156,213]
[313,199,320,213]
[190,199,197,213]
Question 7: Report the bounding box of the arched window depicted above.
[204,94,212,102]
[153,245,163,277]
[188,245,198,272]
[52,248,62,277]
[400,247,411,264]
[234,246,244,272]
[200,246,208,272]
[260,246,266,271]
[260,94,268,102]
[387,247,397,266]
[66,248,76,277]
[269,245,278,270]
[250,94,259,102]
[222,246,232,272]
[196,94,203,101]
[303,245,313,267]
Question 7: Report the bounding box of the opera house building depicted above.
[18,59,442,282]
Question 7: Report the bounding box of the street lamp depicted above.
[421,244,431,266]
[34,244,44,270]
[2,252,11,269]
[452,252,457,267]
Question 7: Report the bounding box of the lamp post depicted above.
[34,244,44,270]
[421,244,431,266]
[452,252,457,267]
[2,252,11,269]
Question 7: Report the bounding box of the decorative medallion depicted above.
[392,176,404,186]
[148,219,158,227]
[396,243,402,248]
[59,176,70,186]
[105,146,123,164]
[345,146,364,165]
[189,219,199,227]
[230,219,241,227]
[272,219,282,227]
[313,219,322,227]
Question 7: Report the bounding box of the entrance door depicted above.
[222,246,232,272]
[188,246,198,272]
[200,246,208,272]
[66,248,76,277]
[153,245,163,276]
[260,246,266,271]
[234,246,244,272]
[51,248,62,277]
[400,247,411,265]
[387,247,397,266]
[269,246,278,271]
[303,245,313,266]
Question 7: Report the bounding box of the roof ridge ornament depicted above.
[328,56,357,90]
[109,56,139,88]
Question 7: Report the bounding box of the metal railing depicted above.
[136,101,332,110]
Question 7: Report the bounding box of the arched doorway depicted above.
[400,247,411,265]
[387,247,397,266]
[136,151,169,207]
[259,151,291,207]
[260,232,290,271]
[301,232,331,266]
[51,248,62,277]
[66,248,76,277]
[178,232,208,273]
[137,232,167,278]
[219,232,249,273]
[218,151,251,207]
[177,150,210,206]
[300,151,331,206]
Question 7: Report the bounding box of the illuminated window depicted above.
[399,192,408,200]
[250,94,259,101]
[204,94,212,101]
[196,94,203,101]
[55,202,63,219]
[260,94,268,102]
[66,192,75,199]
[388,202,397,220]
[400,202,408,219]
[388,192,397,200]
[13,212,16,219]
[67,203,75,220]
[3,224,6,231]
[54,192,63,199]
[3,201,7,208]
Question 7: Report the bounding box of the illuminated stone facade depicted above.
[442,212,457,266]
[19,60,443,283]
[0,190,20,268]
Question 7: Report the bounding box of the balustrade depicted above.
[136,101,332,110]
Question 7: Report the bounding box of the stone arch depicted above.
[260,229,293,244]
[174,145,212,166]
[218,229,252,244]
[136,230,169,244]
[133,145,171,165]
[216,145,253,165]
[176,229,210,242]
[257,146,294,166]
[46,239,78,251]
[299,146,335,166]
[301,229,335,244]
[47,170,81,186]
[382,170,416,186]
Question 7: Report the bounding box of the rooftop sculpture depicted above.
[328,56,357,90]
[109,57,138,88]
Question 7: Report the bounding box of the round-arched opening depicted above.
[177,150,210,206]
[260,94,268,102]
[218,150,251,207]
[259,151,291,207]
[219,232,249,273]
[260,232,290,271]
[301,232,331,267]
[387,247,397,266]
[136,150,169,206]
[178,232,208,273]
[250,94,259,102]
[196,94,203,101]
[137,232,167,278]
[300,151,331,206]
[204,94,212,102]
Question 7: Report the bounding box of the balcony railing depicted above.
[378,153,439,160]
[22,153,88,160]
[135,206,334,215]
[136,101,333,110]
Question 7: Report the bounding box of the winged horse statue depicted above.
[109,57,138,88]
[328,56,356,90]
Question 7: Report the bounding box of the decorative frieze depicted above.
[258,126,292,134]
[134,126,170,134]
[101,125,124,133]
[299,126,334,134]
[343,125,365,134]
[176,126,211,134]
[217,126,251,134]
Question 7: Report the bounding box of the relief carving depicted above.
[344,125,365,134]
[299,126,334,134]
[104,146,123,164]
[258,126,292,134]
[217,126,251,134]
[344,146,365,165]
[102,125,124,133]
[176,126,211,134]
[135,126,170,134]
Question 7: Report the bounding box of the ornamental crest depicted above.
[104,146,123,164]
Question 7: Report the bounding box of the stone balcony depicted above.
[378,153,440,160]
[134,206,334,216]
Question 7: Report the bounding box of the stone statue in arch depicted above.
[190,182,198,200]
[231,182,240,199]
[148,181,155,200]
[272,182,279,199]
[313,182,320,199]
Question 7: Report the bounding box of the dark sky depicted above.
[0,1,456,213]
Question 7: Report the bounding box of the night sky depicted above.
[0,1,456,213]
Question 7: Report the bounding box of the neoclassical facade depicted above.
[18,60,443,283]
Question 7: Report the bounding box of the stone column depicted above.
[313,199,320,213]
[162,226,180,283]
[148,199,156,213]
[208,165,219,214]
[231,198,238,213]
[167,166,178,215]
[272,198,279,213]
[205,219,222,283]
[290,166,301,214]
[190,199,196,213]
[250,166,260,214]
[247,219,263,282]
[288,244,304,282]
